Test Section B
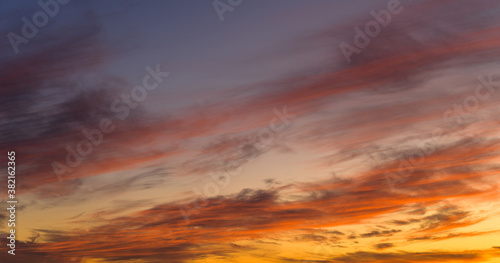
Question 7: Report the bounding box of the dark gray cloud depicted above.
[374,243,394,250]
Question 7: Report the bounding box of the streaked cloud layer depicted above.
[1,0,500,262]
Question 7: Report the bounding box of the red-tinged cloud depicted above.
[2,1,500,262]
[327,249,500,263]
[3,0,500,200]
[408,230,500,242]
[8,138,497,262]
[0,14,182,196]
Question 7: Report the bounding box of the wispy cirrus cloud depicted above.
[4,0,500,201]
[14,137,498,262]
[3,1,500,262]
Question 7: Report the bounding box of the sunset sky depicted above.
[1,0,500,262]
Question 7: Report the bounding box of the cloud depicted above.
[13,114,499,262]
[327,230,345,236]
[408,230,500,243]
[0,11,177,197]
[21,136,499,261]
[418,205,478,233]
[3,1,500,262]
[374,243,394,250]
[332,250,488,263]
[3,0,500,204]
[391,219,421,225]
[295,234,328,242]
[360,229,401,238]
